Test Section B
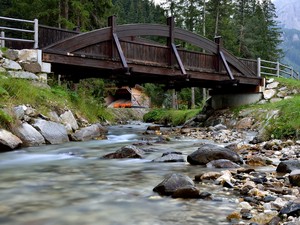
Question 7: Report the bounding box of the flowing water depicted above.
[0,122,239,225]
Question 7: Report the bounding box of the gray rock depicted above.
[33,119,69,144]
[213,124,227,131]
[187,144,243,165]
[0,129,22,151]
[289,170,300,187]
[12,123,45,146]
[8,71,38,80]
[21,62,42,73]
[2,59,22,70]
[152,152,185,163]
[276,160,300,173]
[147,125,160,131]
[153,173,195,196]
[60,110,79,131]
[206,159,241,168]
[13,105,26,120]
[266,82,279,89]
[266,78,275,83]
[270,98,282,103]
[172,185,200,198]
[102,145,144,159]
[0,67,6,73]
[48,111,62,123]
[4,49,19,60]
[263,89,276,100]
[279,198,300,217]
[277,90,287,98]
[71,123,108,141]
[18,49,39,62]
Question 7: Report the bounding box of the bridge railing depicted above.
[0,16,38,49]
[38,25,80,48]
[257,58,299,80]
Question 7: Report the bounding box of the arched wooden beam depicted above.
[43,21,255,77]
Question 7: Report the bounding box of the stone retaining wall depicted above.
[0,49,51,83]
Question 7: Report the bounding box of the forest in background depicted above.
[0,0,283,108]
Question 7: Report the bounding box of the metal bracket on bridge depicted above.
[109,16,130,75]
[167,17,187,77]
[215,36,235,81]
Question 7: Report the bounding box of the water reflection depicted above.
[0,123,237,225]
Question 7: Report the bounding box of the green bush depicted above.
[0,109,13,129]
[143,108,200,126]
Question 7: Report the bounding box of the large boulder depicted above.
[187,144,243,165]
[153,173,198,197]
[2,58,22,70]
[0,129,22,152]
[33,119,69,144]
[289,170,300,187]
[71,123,108,141]
[12,123,45,146]
[60,110,79,131]
[276,160,300,173]
[152,152,185,163]
[102,145,145,159]
[8,71,38,80]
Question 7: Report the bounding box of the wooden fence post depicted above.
[276,61,280,77]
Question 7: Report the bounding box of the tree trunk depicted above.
[172,89,178,109]
[191,87,195,109]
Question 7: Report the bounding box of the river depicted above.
[0,122,238,225]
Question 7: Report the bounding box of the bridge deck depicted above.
[40,16,262,91]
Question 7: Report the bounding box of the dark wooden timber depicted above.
[41,16,262,91]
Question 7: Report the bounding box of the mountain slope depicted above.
[274,0,300,74]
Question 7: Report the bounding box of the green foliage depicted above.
[0,109,13,129]
[1,0,112,30]
[143,108,200,126]
[266,96,300,139]
[0,77,112,124]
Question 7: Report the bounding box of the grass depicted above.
[0,75,113,128]
[143,108,200,126]
[232,76,300,140]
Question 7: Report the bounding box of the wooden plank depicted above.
[219,51,234,80]
[112,33,128,69]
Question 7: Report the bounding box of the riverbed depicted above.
[0,122,239,225]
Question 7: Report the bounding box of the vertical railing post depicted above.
[276,61,280,77]
[0,31,5,48]
[34,18,38,48]
[214,36,222,72]
[108,16,116,59]
[257,57,261,77]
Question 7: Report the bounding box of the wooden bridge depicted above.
[2,16,263,93]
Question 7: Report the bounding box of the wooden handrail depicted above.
[258,58,299,80]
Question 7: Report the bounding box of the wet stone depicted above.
[276,160,300,173]
[102,145,145,159]
[172,185,200,199]
[153,173,195,196]
[187,144,243,165]
[152,152,185,163]
[279,198,300,217]
[206,159,241,168]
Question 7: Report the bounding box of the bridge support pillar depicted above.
[210,93,262,109]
